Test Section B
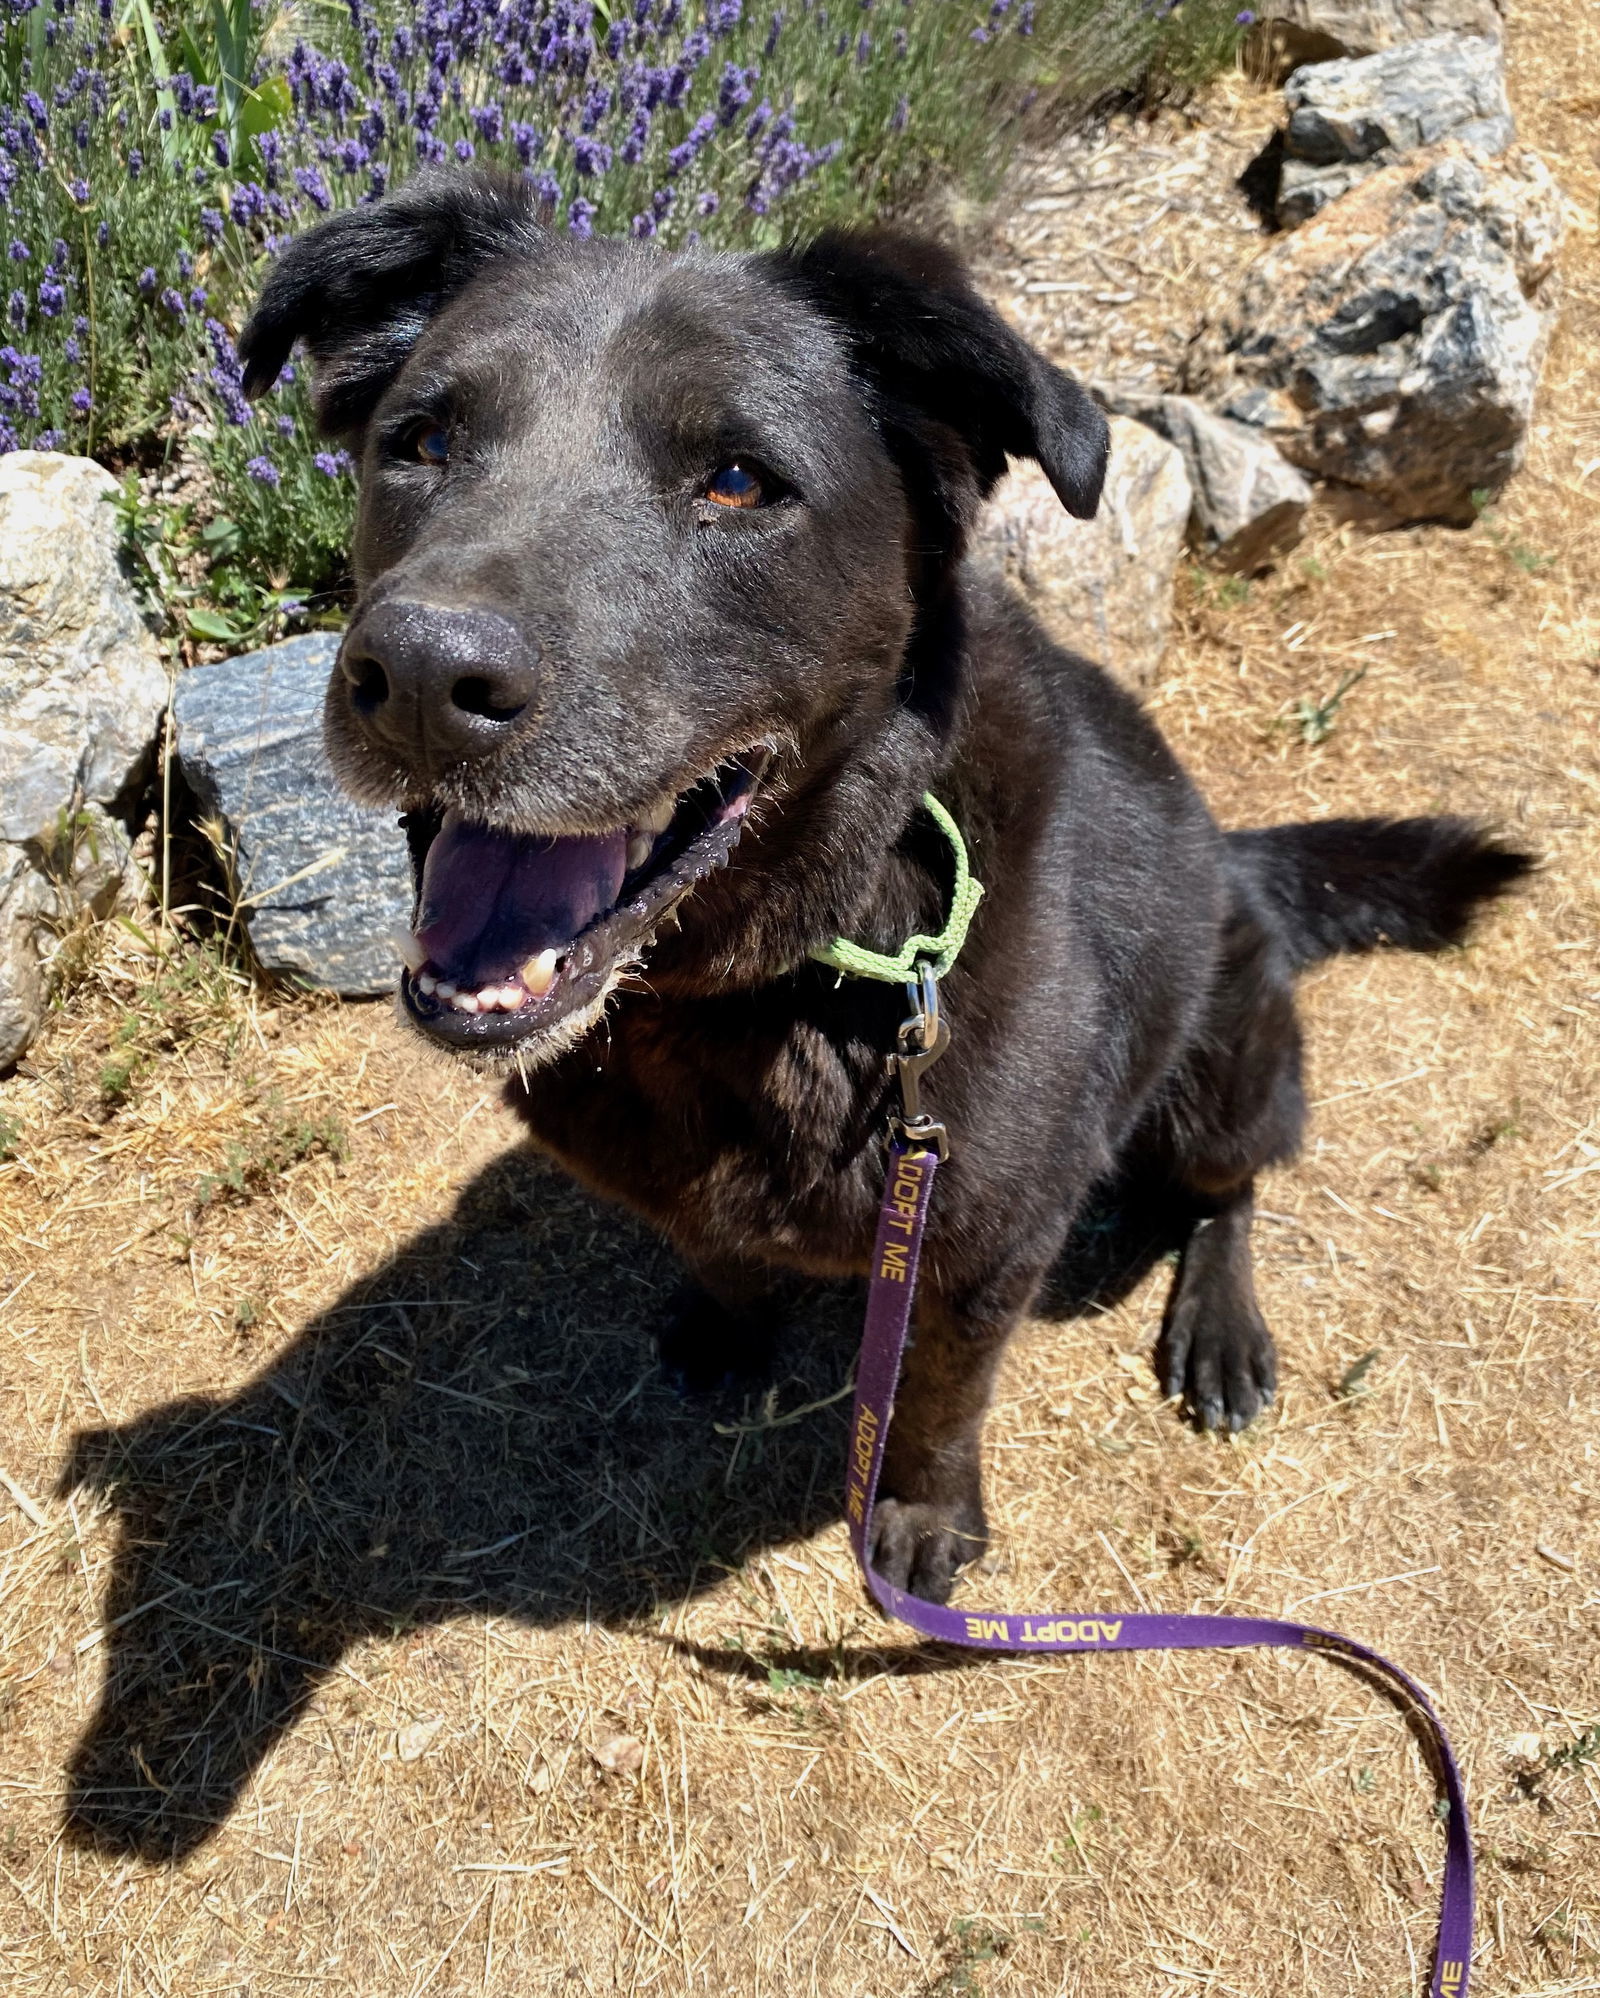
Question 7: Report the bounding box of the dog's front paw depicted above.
[868,1495,988,1604]
[1156,1285,1277,1433]
[656,1283,777,1397]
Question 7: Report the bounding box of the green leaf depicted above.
[187,607,245,642]
[238,73,293,154]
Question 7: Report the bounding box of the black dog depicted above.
[240,171,1530,1603]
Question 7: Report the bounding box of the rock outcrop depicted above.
[1102,392,1314,572]
[173,633,412,997]
[1277,34,1512,225]
[1190,144,1565,524]
[1248,0,1502,79]
[0,453,167,1071]
[975,417,1192,685]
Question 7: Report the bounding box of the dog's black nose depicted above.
[336,601,539,770]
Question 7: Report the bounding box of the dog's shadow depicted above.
[59,1146,1191,1861]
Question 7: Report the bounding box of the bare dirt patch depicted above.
[2,8,1597,1993]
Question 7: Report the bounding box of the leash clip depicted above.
[887,962,951,1159]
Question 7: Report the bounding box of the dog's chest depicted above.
[508,1004,891,1274]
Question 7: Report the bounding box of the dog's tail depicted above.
[1226,816,1534,973]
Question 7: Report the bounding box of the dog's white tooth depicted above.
[521,948,559,997]
[626,833,652,874]
[635,795,674,837]
[434,980,457,1000]
[498,983,525,1010]
[417,971,438,995]
[453,991,480,1014]
[395,928,428,973]
[477,985,503,1010]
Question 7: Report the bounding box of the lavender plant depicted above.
[2,0,1248,636]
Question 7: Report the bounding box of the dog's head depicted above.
[240,170,1107,1067]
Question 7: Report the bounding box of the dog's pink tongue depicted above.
[415,812,628,987]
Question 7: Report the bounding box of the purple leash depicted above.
[845,1009,1475,1995]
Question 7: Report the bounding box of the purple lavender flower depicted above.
[33,431,64,451]
[454,137,475,160]
[1235,7,1256,19]
[764,10,784,56]
[511,120,543,163]
[96,222,110,248]
[696,189,718,215]
[137,267,157,295]
[313,448,353,477]
[178,250,194,280]
[276,413,296,435]
[621,108,652,163]
[201,207,225,243]
[245,455,281,486]
[70,387,91,414]
[231,181,267,226]
[212,130,231,168]
[7,244,28,265]
[711,0,741,34]
[37,281,66,318]
[6,292,24,331]
[159,287,187,317]
[667,111,716,175]
[294,165,334,211]
[717,61,755,126]
[127,147,143,178]
[571,135,612,177]
[64,335,82,362]
[568,196,595,238]
[889,93,908,131]
[630,211,656,237]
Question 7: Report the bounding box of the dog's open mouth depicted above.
[396,748,768,1053]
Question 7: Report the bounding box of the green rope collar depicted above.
[809,793,984,984]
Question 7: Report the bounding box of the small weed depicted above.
[1471,489,1553,575]
[1469,1105,1525,1155]
[195,1106,348,1210]
[233,1295,262,1333]
[0,1109,20,1162]
[1335,1348,1380,1400]
[1299,555,1329,583]
[1288,666,1367,746]
[930,1916,1045,1997]
[766,1665,828,1697]
[1190,564,1253,609]
[1544,1721,1600,1774]
[99,945,247,1109]
[1353,1765,1377,1794]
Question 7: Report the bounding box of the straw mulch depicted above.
[1,6,1595,1991]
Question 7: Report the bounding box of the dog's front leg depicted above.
[870,1253,1048,1603]
[657,1251,781,1397]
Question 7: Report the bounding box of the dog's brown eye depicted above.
[706,462,764,509]
[414,425,450,466]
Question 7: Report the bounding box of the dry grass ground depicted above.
[2,7,1597,1993]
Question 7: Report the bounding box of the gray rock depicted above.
[173,634,412,996]
[1278,35,1512,225]
[0,452,168,1071]
[1102,392,1314,573]
[974,417,1192,686]
[1187,144,1565,524]
[1248,0,1502,79]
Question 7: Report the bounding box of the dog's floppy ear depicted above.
[238,170,545,434]
[771,227,1109,521]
